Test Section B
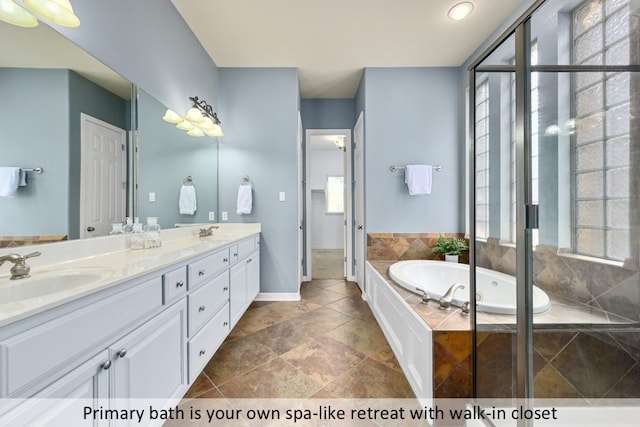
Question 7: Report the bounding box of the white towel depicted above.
[237,184,252,215]
[405,164,432,195]
[179,185,197,215]
[0,167,21,197]
[18,170,27,186]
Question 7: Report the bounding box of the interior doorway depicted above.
[304,129,352,281]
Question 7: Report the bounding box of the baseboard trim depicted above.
[255,292,301,302]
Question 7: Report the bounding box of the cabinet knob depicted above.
[199,305,206,312]
[117,349,127,358]
[223,258,229,263]
[198,270,205,276]
[233,253,238,258]
[247,258,252,264]
[223,321,229,327]
[102,360,112,370]
[199,349,206,356]
[176,281,184,288]
[223,286,228,291]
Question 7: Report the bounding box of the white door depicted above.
[354,113,365,291]
[297,112,304,288]
[80,113,127,238]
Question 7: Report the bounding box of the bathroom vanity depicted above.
[0,224,260,424]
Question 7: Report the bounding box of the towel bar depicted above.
[390,164,442,172]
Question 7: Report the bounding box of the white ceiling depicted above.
[171,0,527,98]
[0,22,131,99]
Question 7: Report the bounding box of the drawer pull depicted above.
[199,305,206,312]
[233,253,238,258]
[247,258,252,264]
[102,360,112,370]
[198,270,205,276]
[199,349,206,356]
[223,321,229,327]
[223,257,229,263]
[117,349,127,358]
[223,286,229,291]
[176,281,184,288]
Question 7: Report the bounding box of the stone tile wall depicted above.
[367,233,470,264]
[0,235,67,248]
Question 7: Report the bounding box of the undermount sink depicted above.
[0,269,109,303]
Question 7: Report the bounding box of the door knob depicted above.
[87,226,95,232]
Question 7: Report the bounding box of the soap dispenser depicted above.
[144,217,161,248]
[130,223,145,250]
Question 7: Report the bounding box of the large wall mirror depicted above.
[0,22,218,247]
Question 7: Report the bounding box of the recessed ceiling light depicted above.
[448,2,474,21]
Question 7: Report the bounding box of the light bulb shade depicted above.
[0,0,39,27]
[447,2,474,21]
[198,116,215,131]
[176,119,194,131]
[162,109,183,124]
[206,124,223,138]
[23,0,80,27]
[185,107,204,123]
[187,127,205,137]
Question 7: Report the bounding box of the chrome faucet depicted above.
[416,287,431,304]
[0,251,41,280]
[438,283,465,310]
[199,225,219,238]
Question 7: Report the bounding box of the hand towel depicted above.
[18,169,27,186]
[179,184,197,215]
[237,184,252,215]
[405,164,432,195]
[0,167,21,197]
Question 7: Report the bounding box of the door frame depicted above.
[354,112,365,290]
[79,113,127,239]
[303,128,353,282]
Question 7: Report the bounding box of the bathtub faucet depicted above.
[416,287,431,304]
[438,283,465,310]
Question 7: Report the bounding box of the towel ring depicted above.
[241,175,251,184]
[183,175,195,185]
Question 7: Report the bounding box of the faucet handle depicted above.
[24,251,41,260]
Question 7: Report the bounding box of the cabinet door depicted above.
[247,250,260,301]
[0,350,110,426]
[111,299,187,401]
[229,262,247,329]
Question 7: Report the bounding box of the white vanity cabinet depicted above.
[229,236,260,328]
[0,231,261,425]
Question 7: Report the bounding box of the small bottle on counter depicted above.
[144,217,162,248]
[123,217,133,233]
[129,223,145,250]
[109,223,124,235]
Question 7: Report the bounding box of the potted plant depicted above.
[431,235,468,263]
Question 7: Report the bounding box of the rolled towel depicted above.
[405,164,432,195]
[0,167,21,197]
[179,184,197,215]
[237,184,252,215]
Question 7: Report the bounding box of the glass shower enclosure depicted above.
[470,0,640,402]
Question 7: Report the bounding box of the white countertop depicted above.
[0,223,260,327]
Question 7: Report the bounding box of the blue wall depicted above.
[56,0,218,113]
[137,90,218,229]
[218,68,300,295]
[362,68,463,233]
[300,99,355,130]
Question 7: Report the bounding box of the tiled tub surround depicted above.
[367,234,640,399]
[367,233,470,264]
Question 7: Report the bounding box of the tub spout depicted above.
[416,287,431,304]
[461,301,470,315]
[439,283,465,310]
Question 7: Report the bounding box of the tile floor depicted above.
[184,279,415,399]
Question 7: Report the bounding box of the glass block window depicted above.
[510,43,539,244]
[573,0,631,260]
[476,80,490,239]
[326,176,344,214]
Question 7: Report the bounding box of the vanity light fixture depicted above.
[447,2,474,21]
[161,96,223,138]
[0,0,80,28]
[334,137,345,149]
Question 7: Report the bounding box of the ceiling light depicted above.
[448,2,474,21]
[334,137,345,149]
[0,0,39,27]
[23,0,80,28]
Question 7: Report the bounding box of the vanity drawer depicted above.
[230,237,256,263]
[1,276,162,397]
[188,270,229,336]
[188,248,230,290]
[163,266,187,304]
[188,302,229,383]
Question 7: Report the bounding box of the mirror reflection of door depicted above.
[80,113,126,238]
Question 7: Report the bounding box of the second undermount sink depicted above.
[0,269,110,304]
